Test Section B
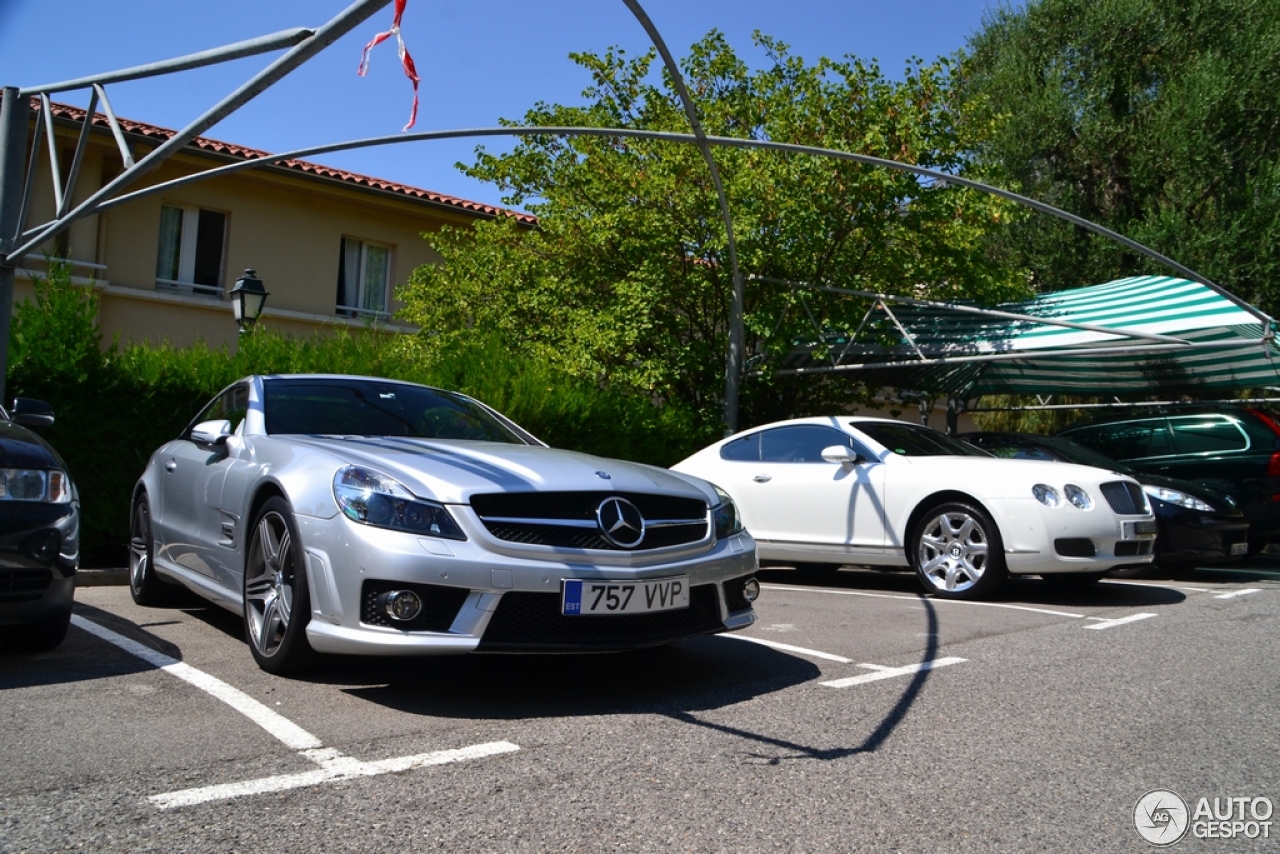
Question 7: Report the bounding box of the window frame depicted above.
[155,203,228,299]
[337,236,394,319]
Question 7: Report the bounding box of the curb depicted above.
[76,568,129,587]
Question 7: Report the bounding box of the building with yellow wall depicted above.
[14,100,533,349]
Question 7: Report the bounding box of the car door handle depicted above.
[165,460,177,473]
[753,474,771,483]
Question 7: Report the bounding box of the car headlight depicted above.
[1064,484,1093,510]
[0,468,71,503]
[1143,485,1215,512]
[712,485,744,539]
[333,466,465,540]
[1032,484,1061,507]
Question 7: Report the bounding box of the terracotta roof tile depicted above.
[39,99,536,225]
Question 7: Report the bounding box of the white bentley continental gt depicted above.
[671,416,1157,599]
[129,375,758,674]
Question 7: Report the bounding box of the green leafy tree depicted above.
[960,0,1280,310]
[399,32,1026,431]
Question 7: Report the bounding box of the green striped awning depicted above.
[779,276,1280,398]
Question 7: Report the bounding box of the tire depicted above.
[129,494,178,606]
[1041,571,1106,586]
[911,501,1007,600]
[3,608,71,651]
[243,496,316,675]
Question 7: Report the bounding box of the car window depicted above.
[758,425,860,463]
[262,378,531,443]
[855,422,984,457]
[983,444,1056,461]
[1169,415,1249,454]
[1064,419,1174,460]
[184,383,250,439]
[720,434,760,461]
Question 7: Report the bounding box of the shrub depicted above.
[7,268,711,567]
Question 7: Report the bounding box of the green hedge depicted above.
[7,266,714,567]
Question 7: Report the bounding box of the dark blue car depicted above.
[0,398,80,650]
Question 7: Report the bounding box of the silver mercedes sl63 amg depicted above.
[129,375,759,674]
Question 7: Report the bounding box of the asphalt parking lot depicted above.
[3,562,1278,852]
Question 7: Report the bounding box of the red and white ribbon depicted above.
[358,0,420,131]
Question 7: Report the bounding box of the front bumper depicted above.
[989,496,1157,576]
[295,510,759,656]
[1155,506,1250,566]
[0,503,79,626]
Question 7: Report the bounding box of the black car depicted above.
[961,432,1248,575]
[0,398,80,650]
[1057,406,1280,554]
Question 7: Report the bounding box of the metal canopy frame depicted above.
[1,0,1266,433]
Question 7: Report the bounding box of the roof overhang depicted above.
[777,275,1280,400]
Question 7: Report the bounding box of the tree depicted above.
[398,32,1026,431]
[960,0,1280,311]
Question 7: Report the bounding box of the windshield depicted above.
[1025,435,1132,472]
[854,422,987,457]
[263,378,535,444]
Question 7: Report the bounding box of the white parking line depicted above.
[151,742,521,810]
[726,634,854,663]
[821,657,967,689]
[1084,613,1157,630]
[70,615,520,809]
[760,584,1087,619]
[71,615,321,750]
[1215,588,1262,599]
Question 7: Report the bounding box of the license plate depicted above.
[561,577,689,616]
[1231,541,1249,556]
[1124,520,1158,538]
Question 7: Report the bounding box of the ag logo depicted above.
[596,496,646,548]
[1134,789,1189,846]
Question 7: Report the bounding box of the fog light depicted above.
[742,577,760,602]
[377,590,423,621]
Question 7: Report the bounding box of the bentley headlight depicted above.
[1064,484,1093,510]
[333,466,465,540]
[712,485,744,539]
[0,468,71,503]
[1032,484,1061,507]
[1143,485,1215,512]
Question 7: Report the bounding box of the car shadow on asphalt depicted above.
[326,592,952,763]
[328,632,821,719]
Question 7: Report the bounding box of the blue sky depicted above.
[0,0,1011,210]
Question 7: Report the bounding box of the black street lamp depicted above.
[228,268,269,333]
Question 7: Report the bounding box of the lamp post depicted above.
[228,268,268,333]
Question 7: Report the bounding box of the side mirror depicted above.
[191,419,233,447]
[10,397,55,428]
[821,445,864,469]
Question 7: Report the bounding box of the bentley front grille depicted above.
[1100,481,1148,515]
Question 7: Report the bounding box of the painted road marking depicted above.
[151,742,521,810]
[821,657,967,689]
[727,634,854,663]
[71,615,321,750]
[1084,613,1157,630]
[1215,588,1262,599]
[70,615,520,809]
[760,584,1087,619]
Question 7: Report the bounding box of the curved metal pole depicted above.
[87,125,1265,328]
[620,0,746,435]
[10,0,391,264]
